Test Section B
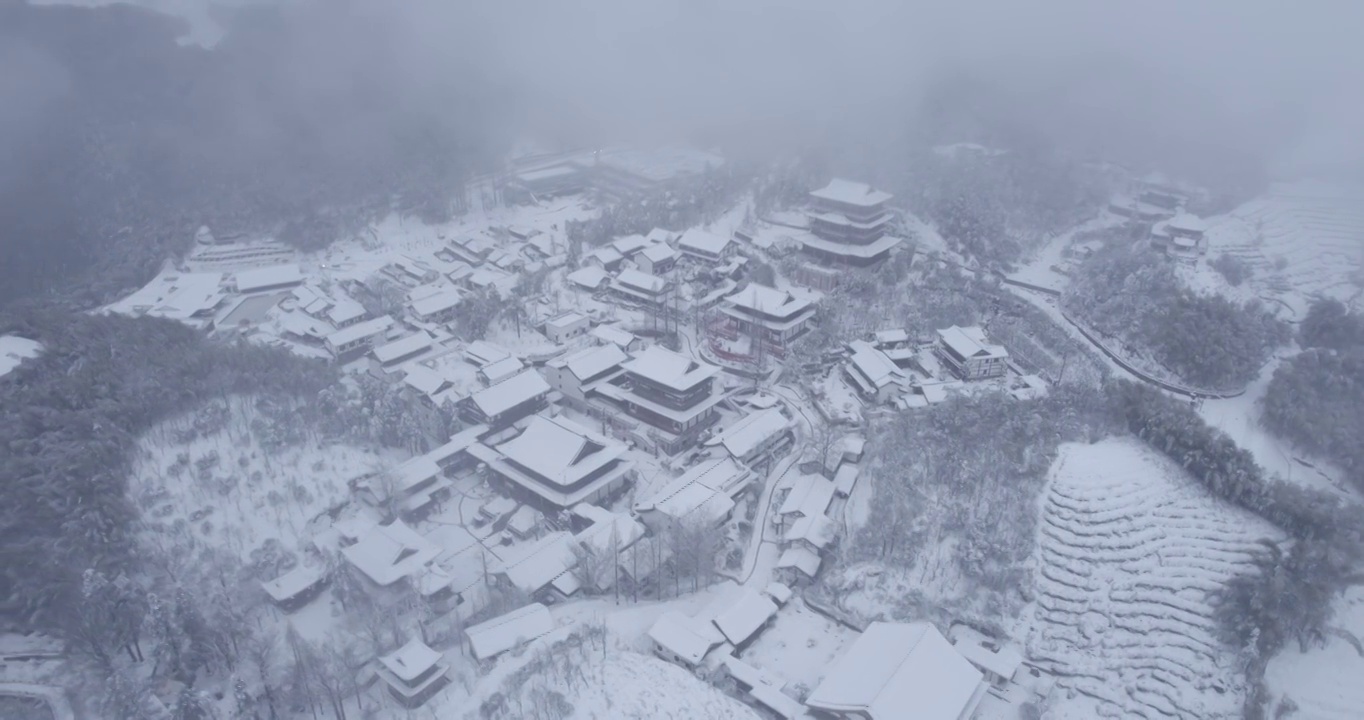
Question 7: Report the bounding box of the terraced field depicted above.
[1203,181,1364,313]
[1022,439,1283,719]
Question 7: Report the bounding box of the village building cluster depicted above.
[97,146,1058,716]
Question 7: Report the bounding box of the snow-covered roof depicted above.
[480,356,525,385]
[635,456,753,519]
[464,340,511,367]
[614,268,669,294]
[506,505,539,536]
[379,638,444,682]
[325,315,394,348]
[467,370,550,417]
[589,246,625,265]
[717,408,790,460]
[677,228,732,256]
[833,463,861,496]
[612,235,651,256]
[778,475,836,516]
[874,328,909,346]
[646,228,676,245]
[623,345,719,391]
[326,298,367,325]
[638,243,677,263]
[495,531,579,594]
[516,165,578,183]
[465,603,556,661]
[260,565,324,603]
[725,284,813,320]
[403,365,452,396]
[342,520,440,586]
[373,332,433,365]
[711,588,778,646]
[785,513,837,550]
[234,264,302,292]
[809,179,893,207]
[936,326,1007,361]
[1167,212,1208,233]
[545,311,589,330]
[409,287,463,319]
[776,545,821,578]
[806,622,984,720]
[763,582,793,606]
[567,265,610,290]
[0,335,43,378]
[495,415,626,488]
[590,323,636,348]
[551,343,627,382]
[649,611,725,666]
[848,341,906,389]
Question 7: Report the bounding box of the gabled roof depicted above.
[494,531,579,594]
[646,228,676,244]
[778,475,836,516]
[649,611,725,666]
[496,416,626,488]
[567,265,610,289]
[464,340,511,367]
[551,344,628,382]
[342,520,440,586]
[623,346,719,391]
[261,565,324,603]
[936,326,1007,361]
[465,603,556,661]
[403,365,453,396]
[614,269,669,294]
[325,315,394,348]
[612,235,651,256]
[635,456,753,522]
[373,332,433,365]
[805,622,984,720]
[776,545,822,578]
[409,287,463,318]
[637,243,677,263]
[589,246,625,265]
[545,311,589,330]
[590,323,636,348]
[717,408,790,460]
[809,179,893,207]
[326,298,367,325]
[677,228,732,256]
[379,639,444,682]
[466,370,550,417]
[724,284,813,320]
[480,356,525,385]
[711,588,778,646]
[848,341,906,389]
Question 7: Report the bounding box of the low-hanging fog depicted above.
[3,0,1363,305]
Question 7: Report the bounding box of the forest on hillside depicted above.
[0,2,508,309]
[1064,242,1289,390]
[1261,300,1364,492]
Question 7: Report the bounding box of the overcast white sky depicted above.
[20,0,1364,177]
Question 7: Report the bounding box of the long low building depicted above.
[634,456,754,531]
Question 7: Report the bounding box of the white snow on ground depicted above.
[1020,438,1284,720]
[1198,180,1364,316]
[1197,353,1356,501]
[0,335,43,378]
[1265,586,1364,720]
[1008,213,1126,293]
[432,628,760,720]
[741,598,858,698]
[130,396,398,565]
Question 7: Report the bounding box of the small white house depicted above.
[543,311,590,343]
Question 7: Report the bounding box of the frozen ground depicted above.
[1197,353,1356,501]
[431,625,760,720]
[1265,586,1364,720]
[1198,180,1364,316]
[1008,213,1126,293]
[0,335,43,378]
[130,396,399,567]
[1020,439,1283,720]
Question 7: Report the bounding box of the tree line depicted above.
[1065,242,1289,390]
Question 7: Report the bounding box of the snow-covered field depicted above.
[1265,586,1364,720]
[1021,439,1283,720]
[433,627,760,720]
[1197,180,1364,316]
[741,599,857,698]
[130,396,398,567]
